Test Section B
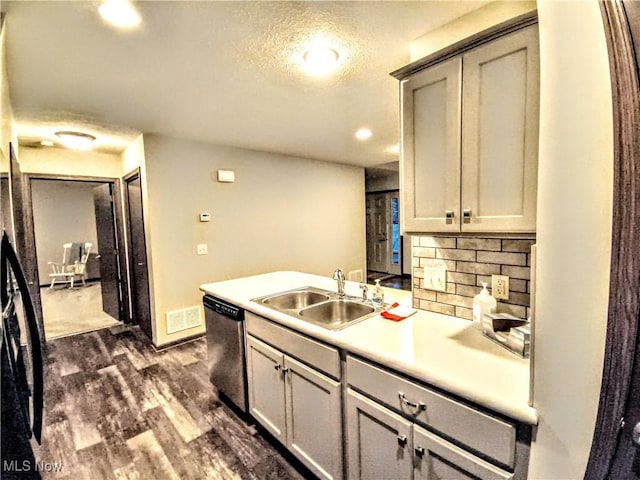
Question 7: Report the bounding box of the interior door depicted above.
[93,183,121,320]
[587,1,640,477]
[124,171,152,339]
[606,1,640,476]
[8,144,44,346]
[366,193,389,273]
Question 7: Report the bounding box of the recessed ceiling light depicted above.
[55,131,97,151]
[355,128,373,141]
[99,0,141,29]
[40,140,54,147]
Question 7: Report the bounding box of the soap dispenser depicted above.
[372,279,385,309]
[472,282,496,329]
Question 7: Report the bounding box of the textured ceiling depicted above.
[2,1,488,166]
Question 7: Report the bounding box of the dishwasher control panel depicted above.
[203,295,244,320]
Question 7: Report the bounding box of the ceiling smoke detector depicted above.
[55,131,97,151]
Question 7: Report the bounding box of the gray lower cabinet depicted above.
[346,388,414,479]
[347,389,514,480]
[246,334,343,480]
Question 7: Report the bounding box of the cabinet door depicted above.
[413,425,513,480]
[246,335,286,444]
[346,389,413,480]
[461,26,539,233]
[285,356,343,480]
[401,57,462,233]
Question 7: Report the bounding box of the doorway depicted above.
[29,176,127,340]
[124,169,152,340]
[366,191,410,290]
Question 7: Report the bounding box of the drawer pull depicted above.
[398,392,427,411]
[415,446,425,457]
[397,435,408,447]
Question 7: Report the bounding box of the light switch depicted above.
[424,266,447,292]
[197,244,208,255]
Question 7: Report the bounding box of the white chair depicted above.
[48,242,92,289]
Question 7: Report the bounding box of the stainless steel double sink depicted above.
[252,286,380,330]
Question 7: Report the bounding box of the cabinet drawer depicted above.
[413,424,513,480]
[346,356,516,468]
[246,312,340,379]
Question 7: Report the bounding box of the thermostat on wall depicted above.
[199,213,211,222]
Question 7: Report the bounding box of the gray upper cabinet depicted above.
[400,24,539,234]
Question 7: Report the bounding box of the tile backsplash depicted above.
[412,236,535,320]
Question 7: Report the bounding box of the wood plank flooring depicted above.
[35,325,308,480]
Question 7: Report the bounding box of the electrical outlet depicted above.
[196,244,208,255]
[424,267,447,292]
[492,274,509,300]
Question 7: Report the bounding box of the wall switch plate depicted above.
[492,274,509,300]
[196,244,208,255]
[424,267,447,292]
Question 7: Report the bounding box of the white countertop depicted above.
[200,271,538,425]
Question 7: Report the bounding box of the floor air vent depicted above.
[166,306,202,334]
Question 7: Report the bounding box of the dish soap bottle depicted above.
[472,282,496,329]
[372,279,385,309]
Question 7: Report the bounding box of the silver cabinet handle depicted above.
[281,367,290,374]
[445,210,454,221]
[397,435,408,447]
[398,392,427,411]
[137,262,145,266]
[463,209,472,223]
[415,446,425,457]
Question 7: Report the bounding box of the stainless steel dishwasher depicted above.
[203,295,248,415]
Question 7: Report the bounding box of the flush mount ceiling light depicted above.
[40,140,54,147]
[355,128,373,141]
[55,131,97,151]
[300,41,341,77]
[99,0,141,29]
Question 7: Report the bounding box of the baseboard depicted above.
[152,332,205,351]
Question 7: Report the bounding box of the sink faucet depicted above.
[332,269,346,298]
[359,283,368,302]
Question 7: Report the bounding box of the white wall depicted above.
[410,1,537,61]
[529,1,613,477]
[31,180,100,282]
[143,134,366,346]
[0,15,16,171]
[18,146,122,178]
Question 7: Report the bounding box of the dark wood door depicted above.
[0,175,11,238]
[125,172,152,339]
[8,144,44,346]
[607,1,640,477]
[93,183,121,321]
[587,1,640,478]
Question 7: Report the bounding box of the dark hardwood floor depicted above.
[35,325,306,480]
